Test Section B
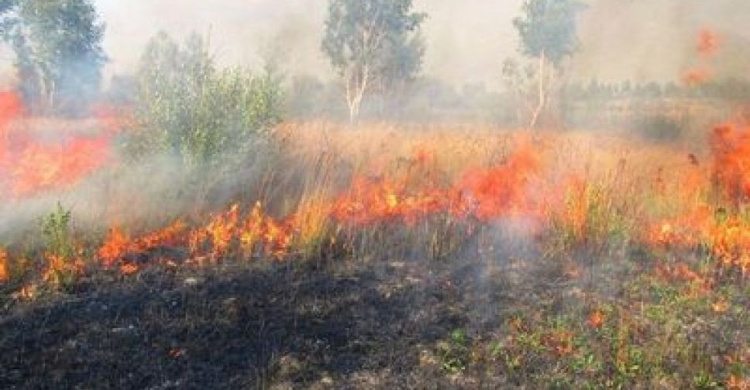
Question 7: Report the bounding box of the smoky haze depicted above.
[95,0,750,90]
[573,0,750,83]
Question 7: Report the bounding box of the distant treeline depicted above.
[563,78,750,101]
[279,74,750,124]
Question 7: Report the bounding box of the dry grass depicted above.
[1,121,748,388]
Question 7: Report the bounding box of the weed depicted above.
[41,203,81,289]
[437,328,472,375]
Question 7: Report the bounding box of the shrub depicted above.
[122,32,284,169]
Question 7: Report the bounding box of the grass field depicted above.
[1,118,749,388]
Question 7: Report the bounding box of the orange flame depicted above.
[456,141,540,220]
[588,309,605,329]
[331,176,447,226]
[710,124,750,204]
[91,140,546,274]
[332,141,542,226]
[681,29,720,87]
[42,252,85,284]
[697,28,719,57]
[0,91,117,198]
[11,135,112,196]
[98,220,187,270]
[190,202,296,261]
[682,67,711,87]
[708,216,750,276]
[0,248,9,282]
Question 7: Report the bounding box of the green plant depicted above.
[546,180,632,256]
[123,32,284,170]
[437,328,472,374]
[41,202,79,289]
[693,371,720,389]
[2,0,106,114]
[42,203,74,260]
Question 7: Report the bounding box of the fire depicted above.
[456,141,541,220]
[238,202,265,254]
[332,141,542,226]
[189,202,295,261]
[588,309,605,329]
[711,299,729,314]
[85,139,544,274]
[727,375,750,390]
[682,67,711,87]
[98,228,130,267]
[648,208,750,277]
[710,124,750,204]
[0,248,9,282]
[643,123,750,277]
[708,216,750,276]
[646,206,711,248]
[0,91,116,198]
[654,263,713,296]
[697,28,719,57]
[98,220,187,270]
[1,111,741,280]
[0,92,24,190]
[42,252,85,285]
[262,216,295,259]
[11,135,112,196]
[331,176,447,226]
[681,29,720,87]
[203,204,240,258]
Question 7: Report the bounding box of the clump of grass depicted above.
[546,179,632,257]
[437,328,474,375]
[41,203,82,290]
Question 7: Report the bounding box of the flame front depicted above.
[0,92,115,199]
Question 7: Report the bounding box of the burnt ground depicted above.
[0,255,531,389]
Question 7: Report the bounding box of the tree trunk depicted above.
[344,69,358,124]
[529,51,546,130]
[345,65,369,124]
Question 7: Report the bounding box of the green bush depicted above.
[123,32,284,169]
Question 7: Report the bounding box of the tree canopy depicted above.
[513,0,585,67]
[1,0,106,114]
[126,32,283,169]
[322,0,426,122]
[510,0,585,128]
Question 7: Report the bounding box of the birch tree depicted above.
[322,0,426,122]
[513,0,584,129]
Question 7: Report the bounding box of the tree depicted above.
[322,0,426,122]
[512,0,585,129]
[125,32,284,169]
[0,0,14,33]
[501,57,537,126]
[2,0,106,114]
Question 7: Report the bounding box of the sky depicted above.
[571,0,750,84]
[95,0,522,89]
[4,1,749,90]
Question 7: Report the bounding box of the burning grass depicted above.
[0,92,117,198]
[1,118,749,388]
